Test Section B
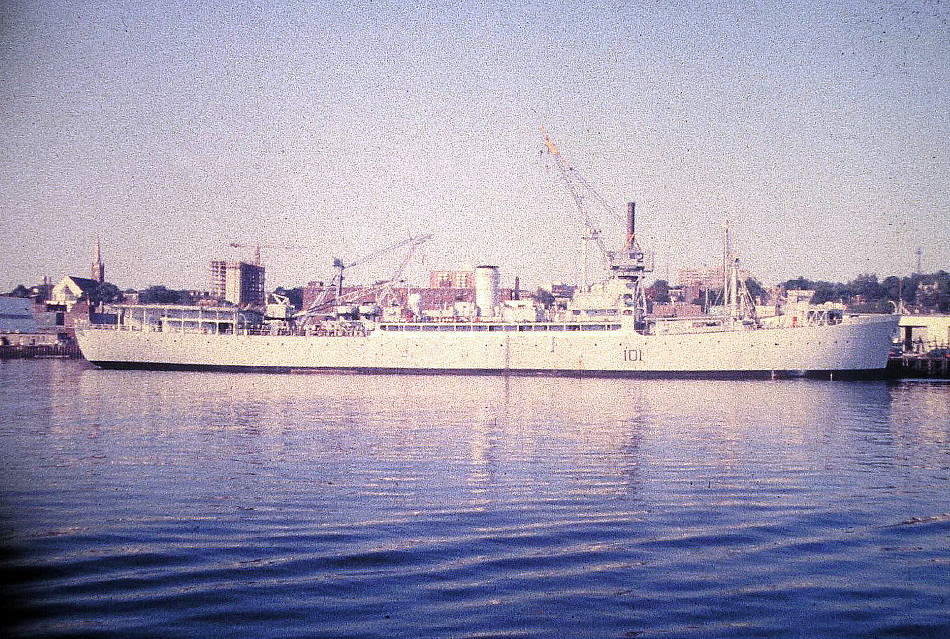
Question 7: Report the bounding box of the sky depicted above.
[1,0,948,292]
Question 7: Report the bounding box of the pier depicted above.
[888,352,950,379]
[0,343,82,360]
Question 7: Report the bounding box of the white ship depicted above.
[75,133,899,379]
[75,222,898,380]
[76,303,897,379]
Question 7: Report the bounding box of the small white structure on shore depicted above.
[898,315,950,352]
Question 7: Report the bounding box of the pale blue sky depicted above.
[2,0,948,291]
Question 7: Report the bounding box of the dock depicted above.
[0,343,83,360]
[888,352,950,379]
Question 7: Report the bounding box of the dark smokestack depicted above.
[627,201,636,236]
[514,276,520,300]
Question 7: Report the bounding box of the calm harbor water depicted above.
[1,359,948,638]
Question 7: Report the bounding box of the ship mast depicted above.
[721,220,756,326]
[723,220,734,324]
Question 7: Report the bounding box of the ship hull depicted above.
[83,361,889,380]
[76,315,898,379]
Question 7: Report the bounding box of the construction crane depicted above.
[227,242,323,266]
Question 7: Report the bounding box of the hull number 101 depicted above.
[623,348,642,362]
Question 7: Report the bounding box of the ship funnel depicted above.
[627,201,636,236]
[474,265,500,318]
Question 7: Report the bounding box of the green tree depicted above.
[534,288,555,308]
[650,279,671,303]
[90,282,124,305]
[783,276,812,291]
[901,275,920,305]
[809,281,850,305]
[882,275,901,300]
[8,284,31,298]
[79,281,124,306]
[139,286,182,304]
[745,278,766,302]
[937,271,950,312]
[850,273,885,302]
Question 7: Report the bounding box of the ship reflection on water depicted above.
[2,360,949,638]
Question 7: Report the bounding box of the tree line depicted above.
[782,271,950,313]
[9,273,950,314]
[645,271,950,314]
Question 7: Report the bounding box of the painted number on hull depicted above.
[623,348,642,362]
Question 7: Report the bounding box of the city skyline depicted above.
[2,1,948,293]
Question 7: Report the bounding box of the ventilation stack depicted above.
[474,265,500,318]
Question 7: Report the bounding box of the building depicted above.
[676,265,752,289]
[29,278,54,303]
[0,295,60,348]
[38,277,103,338]
[429,270,475,289]
[916,280,942,308]
[898,314,950,353]
[49,276,100,312]
[209,260,265,306]
[0,296,38,333]
[91,237,105,283]
[677,266,724,289]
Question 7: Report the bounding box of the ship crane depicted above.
[229,236,432,288]
[330,234,432,304]
[540,128,653,323]
[540,129,619,273]
[304,233,433,316]
[228,236,431,316]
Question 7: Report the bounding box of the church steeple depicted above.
[92,237,105,283]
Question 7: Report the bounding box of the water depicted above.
[1,359,948,638]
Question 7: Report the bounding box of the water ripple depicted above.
[2,365,950,638]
